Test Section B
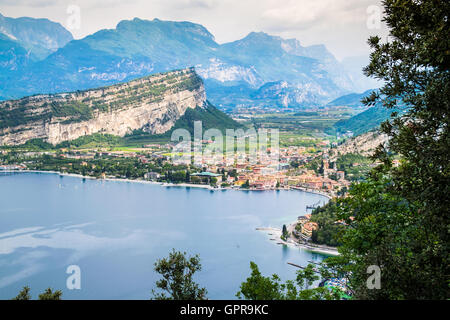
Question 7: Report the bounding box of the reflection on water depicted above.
[0,172,329,299]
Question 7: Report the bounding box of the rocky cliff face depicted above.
[0,68,206,145]
[330,131,389,159]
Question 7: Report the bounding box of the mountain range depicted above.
[0,14,373,109]
[0,67,236,146]
[0,12,72,66]
[330,105,396,136]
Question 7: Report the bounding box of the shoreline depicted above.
[2,169,217,189]
[2,169,334,198]
[256,226,339,256]
[3,169,336,256]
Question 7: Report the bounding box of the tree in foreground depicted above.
[353,0,448,299]
[237,262,340,300]
[13,286,62,300]
[151,249,207,300]
[239,0,449,300]
[38,288,63,300]
[13,286,31,300]
[323,0,449,299]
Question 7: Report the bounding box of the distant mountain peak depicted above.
[0,13,73,60]
[116,17,215,41]
[242,31,282,42]
[0,16,358,107]
[246,31,270,37]
[232,31,336,63]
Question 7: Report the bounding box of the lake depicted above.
[0,172,328,299]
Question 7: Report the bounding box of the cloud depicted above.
[181,0,218,9]
[262,0,329,29]
[82,0,140,10]
[0,222,187,288]
[154,0,219,15]
[261,0,378,32]
[0,222,183,255]
[0,263,44,288]
[0,0,61,8]
[0,250,49,288]
[0,0,387,60]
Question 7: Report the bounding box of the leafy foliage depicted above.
[12,286,31,300]
[170,101,243,135]
[318,0,450,300]
[360,0,449,299]
[12,286,62,300]
[331,105,398,136]
[38,288,63,300]
[254,0,450,301]
[310,200,345,247]
[237,262,340,300]
[122,101,243,146]
[335,153,372,181]
[56,133,123,149]
[333,174,428,299]
[151,249,207,300]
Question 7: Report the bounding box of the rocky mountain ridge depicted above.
[0,16,359,109]
[0,68,206,145]
[330,131,389,159]
[0,12,73,61]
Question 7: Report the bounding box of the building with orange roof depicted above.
[301,221,318,237]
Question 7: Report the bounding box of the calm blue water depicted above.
[0,172,328,299]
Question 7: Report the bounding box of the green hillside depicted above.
[171,101,243,134]
[327,89,375,107]
[41,102,243,149]
[123,102,243,146]
[329,105,398,136]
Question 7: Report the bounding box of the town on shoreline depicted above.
[0,136,363,256]
[2,167,338,256]
[0,132,372,257]
[0,140,355,197]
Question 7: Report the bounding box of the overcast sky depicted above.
[0,0,388,61]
